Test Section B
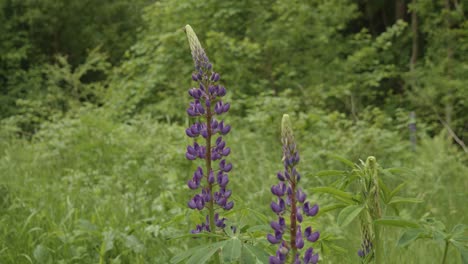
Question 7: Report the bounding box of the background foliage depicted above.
[0,0,467,263]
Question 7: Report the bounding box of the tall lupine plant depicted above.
[268,115,320,264]
[184,25,233,234]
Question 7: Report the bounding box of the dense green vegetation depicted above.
[0,0,467,263]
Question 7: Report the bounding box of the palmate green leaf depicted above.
[187,241,226,264]
[374,217,420,228]
[398,228,424,247]
[242,244,269,264]
[311,187,355,205]
[170,240,226,264]
[388,196,423,205]
[223,238,242,263]
[337,205,364,227]
[315,170,346,177]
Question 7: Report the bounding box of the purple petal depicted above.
[307,231,320,242]
[224,201,234,210]
[269,256,281,264]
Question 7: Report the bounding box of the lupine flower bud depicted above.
[210,72,220,82]
[296,188,306,203]
[208,170,215,184]
[277,172,285,181]
[296,226,305,249]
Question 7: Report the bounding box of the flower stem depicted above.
[205,97,215,234]
[290,177,297,261]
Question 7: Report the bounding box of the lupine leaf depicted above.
[398,228,424,247]
[317,203,347,215]
[452,224,467,237]
[242,244,269,264]
[389,182,407,198]
[374,217,420,228]
[388,196,423,205]
[223,238,242,262]
[187,240,226,264]
[311,187,355,204]
[337,205,364,227]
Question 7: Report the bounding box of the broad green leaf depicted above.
[374,217,419,228]
[223,238,242,262]
[388,197,423,205]
[242,244,269,264]
[398,228,424,247]
[337,205,364,227]
[315,170,346,177]
[311,187,355,204]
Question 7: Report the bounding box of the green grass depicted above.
[0,108,467,263]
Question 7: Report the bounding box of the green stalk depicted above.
[374,224,383,263]
[441,241,449,264]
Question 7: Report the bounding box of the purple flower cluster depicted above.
[184,25,233,234]
[268,115,320,264]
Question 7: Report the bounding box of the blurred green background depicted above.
[0,0,467,263]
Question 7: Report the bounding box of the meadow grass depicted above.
[0,108,467,263]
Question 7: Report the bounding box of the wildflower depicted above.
[184,25,233,233]
[267,114,319,264]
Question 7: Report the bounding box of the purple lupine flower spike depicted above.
[184,25,233,234]
[268,115,320,262]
